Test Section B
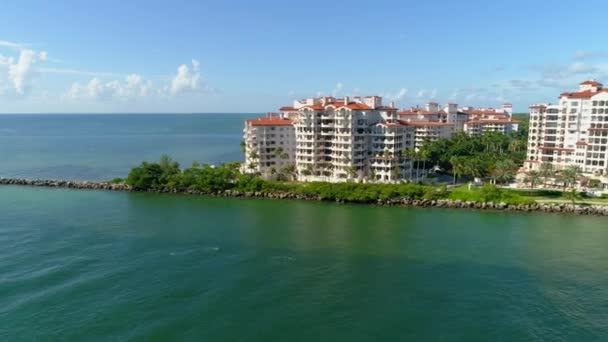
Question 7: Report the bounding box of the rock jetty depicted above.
[2,177,608,216]
[0,178,129,191]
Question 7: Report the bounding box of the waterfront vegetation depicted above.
[115,115,606,207]
[121,155,536,205]
[412,130,526,184]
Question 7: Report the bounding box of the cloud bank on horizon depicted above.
[0,40,206,103]
[2,1,608,113]
[1,41,608,113]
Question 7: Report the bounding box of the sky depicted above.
[2,0,608,113]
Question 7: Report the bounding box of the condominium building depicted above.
[243,96,414,183]
[525,80,608,176]
[243,95,519,182]
[243,114,296,174]
[396,102,517,148]
[397,102,460,149]
[462,104,520,137]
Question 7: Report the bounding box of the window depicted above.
[571,101,579,106]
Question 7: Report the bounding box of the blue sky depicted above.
[1,0,608,113]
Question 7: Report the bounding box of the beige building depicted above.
[525,80,608,178]
[244,96,414,183]
[243,114,296,175]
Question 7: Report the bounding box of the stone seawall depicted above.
[2,177,608,216]
[0,178,129,191]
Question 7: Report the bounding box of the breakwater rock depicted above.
[0,178,129,191]
[2,178,608,216]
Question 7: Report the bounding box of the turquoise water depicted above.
[1,115,608,340]
[1,186,607,340]
[0,114,252,181]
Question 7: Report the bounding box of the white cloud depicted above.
[65,74,153,101]
[416,89,427,99]
[170,59,202,95]
[0,40,26,50]
[39,67,124,78]
[429,88,438,99]
[568,62,598,74]
[382,88,408,102]
[0,40,49,97]
[5,49,47,95]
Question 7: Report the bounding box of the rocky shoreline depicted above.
[2,177,608,216]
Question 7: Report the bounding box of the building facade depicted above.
[462,104,519,137]
[525,80,608,176]
[243,114,296,175]
[244,96,414,183]
[244,96,519,183]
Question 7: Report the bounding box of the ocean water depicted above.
[0,114,252,181]
[1,115,608,341]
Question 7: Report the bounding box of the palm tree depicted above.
[304,163,314,176]
[402,148,416,181]
[281,164,296,180]
[346,166,358,180]
[391,166,401,183]
[539,162,554,187]
[525,170,541,189]
[565,188,581,210]
[418,147,429,182]
[450,156,465,185]
[369,167,377,182]
[465,157,486,181]
[559,165,581,191]
[492,159,516,184]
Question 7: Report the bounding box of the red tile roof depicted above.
[341,103,372,110]
[397,110,437,115]
[560,89,608,99]
[279,106,296,111]
[529,105,547,109]
[465,119,520,124]
[467,109,502,115]
[580,80,602,86]
[301,105,325,110]
[576,141,588,145]
[299,102,373,110]
[401,121,453,126]
[246,117,293,126]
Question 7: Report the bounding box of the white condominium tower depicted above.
[525,80,608,176]
[244,96,414,183]
[244,95,519,183]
